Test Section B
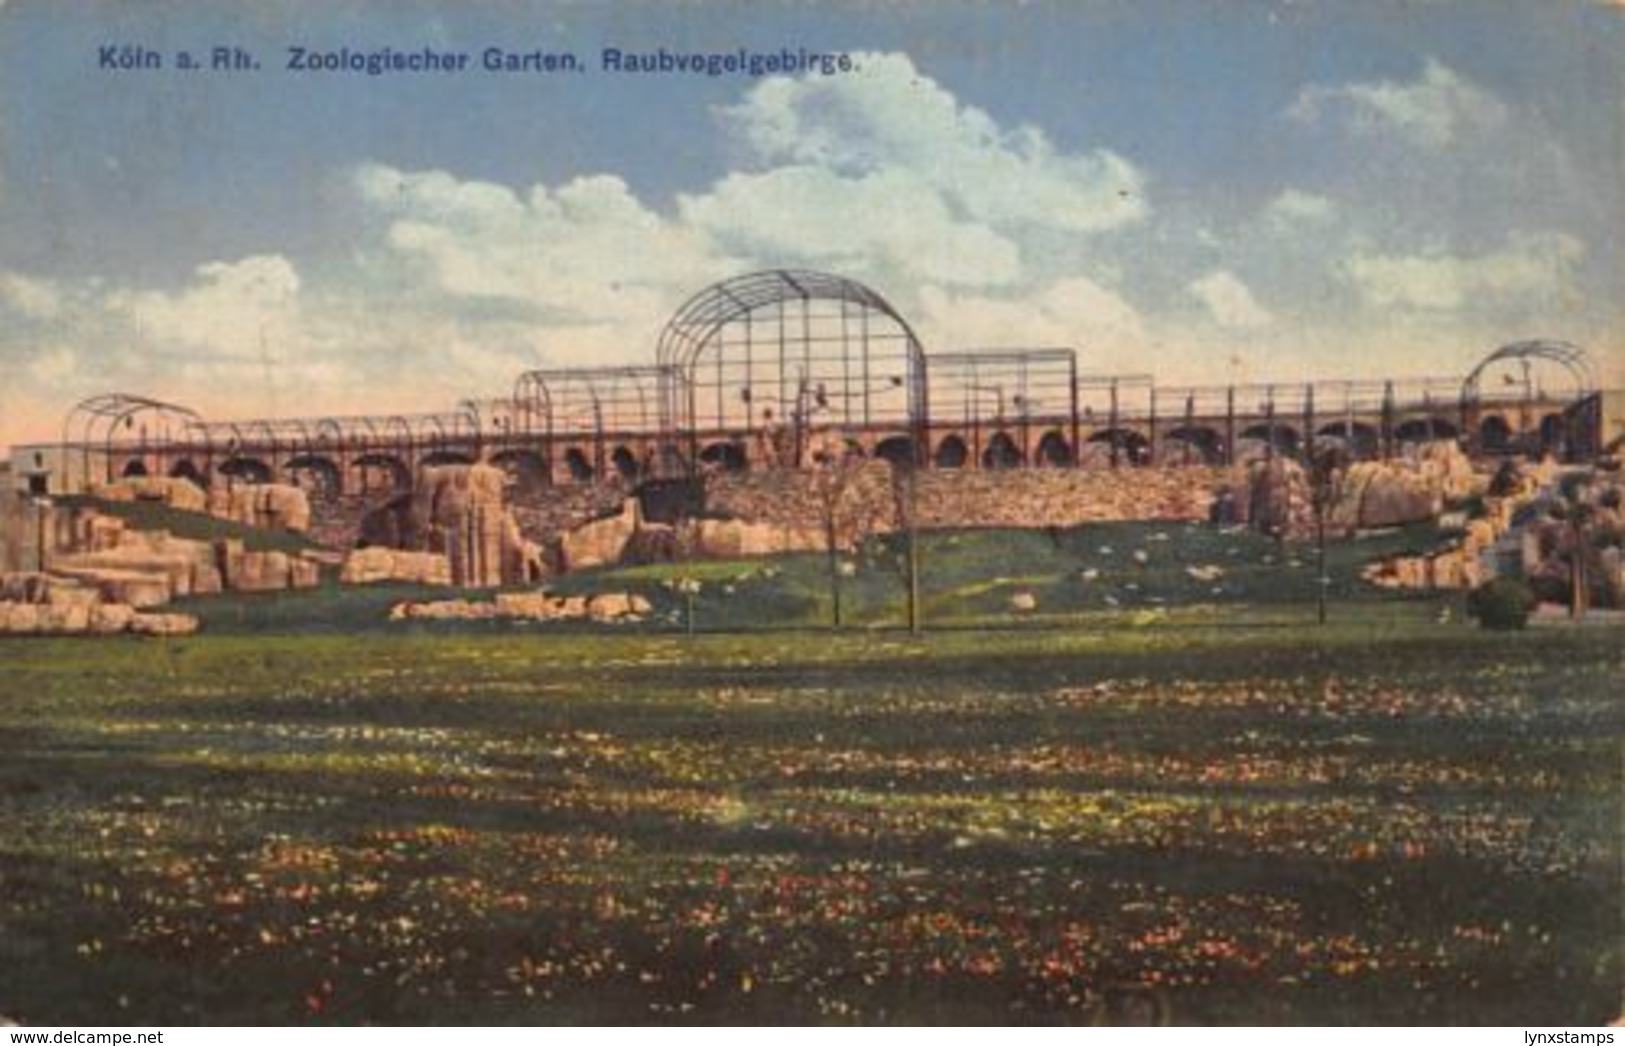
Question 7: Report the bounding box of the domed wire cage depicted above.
[1461,340,1597,403]
[40,290,1608,497]
[655,269,929,471]
[1460,340,1601,458]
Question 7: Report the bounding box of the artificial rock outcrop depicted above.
[408,465,545,587]
[0,570,198,636]
[388,590,652,623]
[87,477,312,533]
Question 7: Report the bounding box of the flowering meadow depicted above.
[0,611,1618,1024]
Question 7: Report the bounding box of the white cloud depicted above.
[1189,270,1274,329]
[110,254,301,356]
[0,269,62,319]
[1289,58,1509,149]
[27,346,76,384]
[356,163,729,326]
[719,52,1146,234]
[1261,189,1335,227]
[915,277,1149,369]
[1342,231,1584,311]
[680,165,1020,287]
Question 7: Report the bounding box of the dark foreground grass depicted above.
[0,616,1619,1025]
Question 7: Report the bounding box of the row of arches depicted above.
[120,408,1572,497]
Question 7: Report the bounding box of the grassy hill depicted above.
[58,494,322,554]
[176,520,1450,635]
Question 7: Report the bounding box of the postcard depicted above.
[0,0,1620,1028]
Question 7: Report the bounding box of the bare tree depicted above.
[807,429,868,629]
[1306,443,1348,625]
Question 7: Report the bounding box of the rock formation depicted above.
[389,590,652,623]
[0,570,198,636]
[207,483,312,533]
[406,465,544,587]
[339,546,454,586]
[87,475,208,514]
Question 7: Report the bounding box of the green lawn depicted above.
[0,608,1618,1024]
[174,520,1453,636]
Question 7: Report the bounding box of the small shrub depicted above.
[1467,577,1537,630]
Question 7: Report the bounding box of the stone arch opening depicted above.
[934,435,969,469]
[1086,428,1151,466]
[699,440,749,472]
[489,448,549,496]
[219,457,272,484]
[286,454,343,500]
[421,449,475,468]
[982,431,1024,469]
[874,436,915,467]
[1162,426,1224,465]
[354,454,411,496]
[1394,417,1458,444]
[612,445,642,481]
[1316,421,1380,460]
[1479,415,1512,453]
[120,459,149,478]
[169,459,206,488]
[1035,430,1072,467]
[1238,423,1300,459]
[1539,412,1567,452]
[563,447,596,482]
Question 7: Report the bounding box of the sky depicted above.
[0,0,1621,449]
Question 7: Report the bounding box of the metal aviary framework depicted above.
[656,269,929,470]
[927,349,1080,469]
[512,365,674,481]
[61,393,202,485]
[37,283,1610,498]
[1461,340,1598,403]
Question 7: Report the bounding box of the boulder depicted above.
[588,592,637,621]
[0,601,40,633]
[48,566,172,608]
[494,591,555,619]
[402,599,497,621]
[0,599,152,635]
[36,603,91,633]
[128,612,199,636]
[559,499,641,571]
[50,527,220,600]
[687,516,824,558]
[89,476,207,513]
[289,555,321,589]
[1009,591,1038,613]
[393,590,648,624]
[0,572,88,605]
[207,483,311,533]
[90,603,136,634]
[339,546,453,586]
[1333,462,1438,529]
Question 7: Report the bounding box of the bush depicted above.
[1467,577,1537,630]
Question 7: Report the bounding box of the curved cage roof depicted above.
[513,366,672,437]
[1462,340,1598,401]
[62,393,202,449]
[656,269,928,437]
